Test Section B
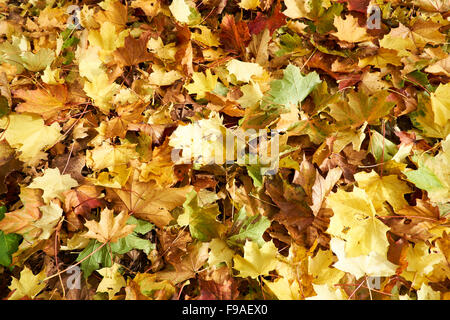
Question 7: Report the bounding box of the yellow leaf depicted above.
[0,113,62,166]
[326,187,390,257]
[97,263,126,299]
[131,0,160,17]
[28,168,78,204]
[226,59,264,83]
[86,141,138,171]
[191,26,220,47]
[330,238,397,279]
[169,0,191,23]
[354,170,412,212]
[8,266,46,300]
[92,165,132,188]
[430,83,450,127]
[417,283,441,300]
[238,0,260,10]
[358,48,403,68]
[308,249,344,285]
[331,15,372,43]
[32,202,63,240]
[139,141,177,188]
[233,240,279,279]
[237,82,263,108]
[208,238,234,267]
[402,241,443,289]
[83,73,121,114]
[263,277,301,300]
[21,48,55,72]
[88,21,129,60]
[306,284,345,300]
[148,65,183,86]
[425,56,450,77]
[147,38,177,61]
[41,66,64,85]
[83,208,135,243]
[184,69,218,99]
[283,0,310,19]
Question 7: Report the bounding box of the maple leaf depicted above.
[331,15,372,43]
[220,14,251,57]
[0,113,62,166]
[326,187,390,257]
[110,169,193,228]
[208,238,235,267]
[169,0,192,23]
[113,33,154,67]
[8,266,47,300]
[430,83,450,127]
[233,240,279,279]
[97,263,126,299]
[184,69,218,99]
[308,249,344,285]
[354,170,412,212]
[226,206,271,247]
[0,188,43,235]
[248,2,286,35]
[32,202,63,240]
[330,238,397,279]
[28,168,78,204]
[157,241,210,284]
[178,190,226,242]
[310,167,342,215]
[226,59,264,83]
[84,208,136,244]
[0,207,21,267]
[268,64,321,108]
[328,89,395,129]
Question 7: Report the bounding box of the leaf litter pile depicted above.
[0,0,449,301]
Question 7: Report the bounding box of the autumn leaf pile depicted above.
[0,0,449,301]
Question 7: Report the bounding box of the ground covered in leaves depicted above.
[0,0,449,300]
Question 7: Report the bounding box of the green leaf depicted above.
[227,207,271,247]
[0,95,10,117]
[316,3,344,34]
[368,130,398,162]
[0,231,22,267]
[76,240,112,278]
[179,190,225,242]
[110,233,154,255]
[268,64,321,108]
[126,216,154,235]
[405,165,444,191]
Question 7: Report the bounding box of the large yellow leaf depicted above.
[0,113,62,165]
[97,263,127,299]
[354,170,412,212]
[330,238,397,279]
[233,240,279,279]
[8,266,46,300]
[326,187,390,257]
[430,83,450,127]
[331,15,372,43]
[28,168,78,204]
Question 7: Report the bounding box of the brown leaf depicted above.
[113,33,155,67]
[220,14,251,57]
[14,85,70,120]
[109,169,193,228]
